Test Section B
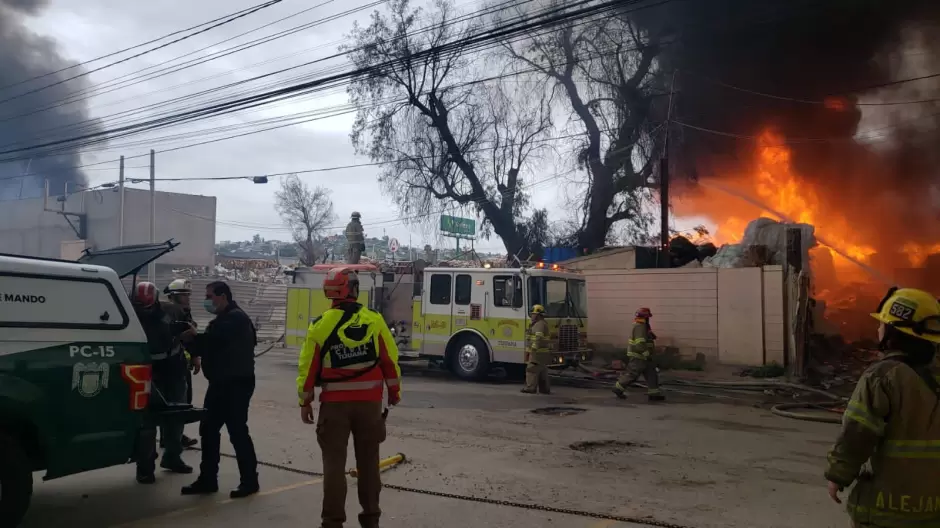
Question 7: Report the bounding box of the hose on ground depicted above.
[666,379,843,402]
[770,402,843,424]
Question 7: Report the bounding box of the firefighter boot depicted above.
[612,382,628,400]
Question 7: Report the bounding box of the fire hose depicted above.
[555,371,847,423]
[205,449,699,528]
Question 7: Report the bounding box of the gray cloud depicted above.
[0,0,103,200]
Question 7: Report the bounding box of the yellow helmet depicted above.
[871,287,940,344]
[530,304,545,315]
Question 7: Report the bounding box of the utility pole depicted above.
[148,150,156,282]
[118,155,125,246]
[660,70,679,268]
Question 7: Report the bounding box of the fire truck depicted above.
[285,263,590,380]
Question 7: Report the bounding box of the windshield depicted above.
[568,279,588,318]
[527,277,588,318]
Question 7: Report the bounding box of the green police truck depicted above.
[0,241,204,527]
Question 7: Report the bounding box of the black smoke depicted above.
[0,0,103,200]
[632,0,940,259]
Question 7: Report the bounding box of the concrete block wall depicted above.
[762,267,785,365]
[584,268,719,359]
[582,266,786,366]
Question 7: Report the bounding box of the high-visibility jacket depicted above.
[825,351,940,527]
[528,319,550,358]
[297,303,401,405]
[627,320,654,361]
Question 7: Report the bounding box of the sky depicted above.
[20,0,717,254]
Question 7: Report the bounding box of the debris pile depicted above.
[703,218,817,268]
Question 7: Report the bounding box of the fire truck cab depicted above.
[284,263,590,381]
[407,265,590,380]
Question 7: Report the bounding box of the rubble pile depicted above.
[703,218,817,269]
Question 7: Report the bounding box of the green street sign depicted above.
[440,215,475,237]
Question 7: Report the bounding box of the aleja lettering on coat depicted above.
[875,492,940,513]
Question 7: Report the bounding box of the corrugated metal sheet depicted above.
[122,274,287,343]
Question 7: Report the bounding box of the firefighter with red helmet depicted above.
[612,307,665,402]
[131,281,193,484]
[297,267,401,528]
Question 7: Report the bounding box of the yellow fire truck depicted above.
[285,263,590,380]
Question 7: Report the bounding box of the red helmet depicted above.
[635,307,652,319]
[323,267,359,301]
[134,281,158,307]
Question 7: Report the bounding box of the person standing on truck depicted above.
[825,287,940,527]
[180,281,260,499]
[345,211,365,264]
[612,307,665,402]
[131,281,194,484]
[297,267,401,528]
[522,305,551,395]
[163,278,198,449]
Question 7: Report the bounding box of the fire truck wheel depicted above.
[0,431,32,528]
[449,334,490,380]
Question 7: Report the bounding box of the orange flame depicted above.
[673,127,940,340]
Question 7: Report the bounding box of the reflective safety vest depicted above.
[826,352,940,527]
[297,303,401,404]
[528,319,550,356]
[627,321,654,361]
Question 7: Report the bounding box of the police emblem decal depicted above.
[72,362,110,398]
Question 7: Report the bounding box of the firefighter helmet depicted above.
[164,278,192,296]
[635,307,653,319]
[531,304,545,315]
[323,267,359,301]
[871,287,940,344]
[351,211,361,219]
[133,282,158,307]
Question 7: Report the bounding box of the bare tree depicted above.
[344,0,554,257]
[274,174,336,266]
[506,3,667,252]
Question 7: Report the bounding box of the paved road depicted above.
[23,351,847,528]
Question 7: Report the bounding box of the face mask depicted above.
[203,299,217,314]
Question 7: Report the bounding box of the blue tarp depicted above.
[542,247,578,264]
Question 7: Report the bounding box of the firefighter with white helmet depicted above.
[297,267,401,528]
[521,304,551,394]
[826,287,940,527]
[164,278,199,449]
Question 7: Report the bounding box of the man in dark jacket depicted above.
[132,282,193,484]
[180,281,260,499]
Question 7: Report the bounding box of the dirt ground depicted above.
[23,351,848,528]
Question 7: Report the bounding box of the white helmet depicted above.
[165,278,192,296]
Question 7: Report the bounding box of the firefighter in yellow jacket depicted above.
[826,287,940,527]
[612,307,665,401]
[296,267,402,528]
[522,305,551,394]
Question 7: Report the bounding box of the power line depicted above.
[0,0,654,160]
[672,109,940,144]
[0,0,290,94]
[0,0,290,107]
[0,0,524,132]
[164,170,567,234]
[682,70,940,106]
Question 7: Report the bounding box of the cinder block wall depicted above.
[584,268,719,359]
[582,266,785,366]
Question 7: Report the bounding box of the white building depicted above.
[0,187,216,267]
